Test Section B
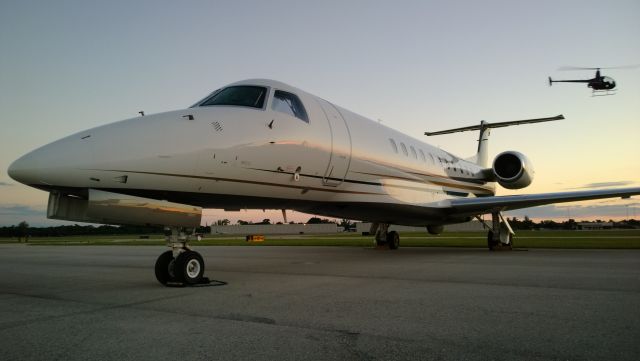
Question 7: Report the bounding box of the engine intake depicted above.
[492,151,534,189]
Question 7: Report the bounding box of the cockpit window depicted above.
[272,90,309,122]
[199,86,267,109]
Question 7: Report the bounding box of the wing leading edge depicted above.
[445,187,640,218]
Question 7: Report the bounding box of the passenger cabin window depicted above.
[389,139,398,153]
[400,143,408,156]
[272,90,309,122]
[410,146,418,159]
[200,86,267,109]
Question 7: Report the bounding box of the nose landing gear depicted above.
[154,227,209,286]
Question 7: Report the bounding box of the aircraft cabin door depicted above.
[318,99,352,186]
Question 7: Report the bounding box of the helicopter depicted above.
[548,65,638,96]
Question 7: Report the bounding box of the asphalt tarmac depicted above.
[0,244,638,361]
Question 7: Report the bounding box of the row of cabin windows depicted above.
[388,138,474,176]
[198,85,309,122]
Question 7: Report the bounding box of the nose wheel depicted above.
[154,250,176,285]
[154,227,209,286]
[174,250,205,285]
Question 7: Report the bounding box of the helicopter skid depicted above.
[591,89,616,97]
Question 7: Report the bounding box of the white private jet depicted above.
[7,79,640,286]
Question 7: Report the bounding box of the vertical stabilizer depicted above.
[476,121,490,167]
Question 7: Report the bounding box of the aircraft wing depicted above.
[445,187,640,217]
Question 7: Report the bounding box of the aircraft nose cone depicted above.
[7,150,42,186]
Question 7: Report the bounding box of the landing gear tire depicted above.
[155,250,175,285]
[387,231,400,250]
[487,231,497,250]
[487,231,513,251]
[376,238,387,246]
[174,250,205,285]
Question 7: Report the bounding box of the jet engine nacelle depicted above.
[492,151,534,189]
[47,189,202,227]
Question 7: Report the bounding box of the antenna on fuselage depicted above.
[424,114,564,167]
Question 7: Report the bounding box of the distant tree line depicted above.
[0,222,165,239]
[2,217,637,239]
[233,217,343,226]
[507,217,640,230]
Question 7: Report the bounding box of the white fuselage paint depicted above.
[9,79,494,226]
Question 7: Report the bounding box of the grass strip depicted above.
[3,230,639,249]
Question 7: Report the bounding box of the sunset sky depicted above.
[1,0,639,226]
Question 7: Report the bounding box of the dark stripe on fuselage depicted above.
[87,169,383,195]
[224,167,492,196]
[85,167,492,198]
[246,167,382,187]
[351,170,494,195]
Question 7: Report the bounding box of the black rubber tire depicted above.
[174,250,205,285]
[387,231,400,250]
[375,238,387,246]
[155,250,174,285]
[487,231,498,250]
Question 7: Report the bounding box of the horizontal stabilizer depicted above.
[425,115,564,136]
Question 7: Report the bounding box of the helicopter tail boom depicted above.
[548,78,591,85]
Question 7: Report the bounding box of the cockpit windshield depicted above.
[199,86,267,109]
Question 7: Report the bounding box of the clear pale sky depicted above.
[1,0,639,226]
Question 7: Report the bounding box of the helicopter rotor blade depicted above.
[558,64,640,71]
[603,64,640,70]
[558,66,599,71]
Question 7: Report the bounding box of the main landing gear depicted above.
[477,212,515,251]
[154,227,209,286]
[370,223,400,250]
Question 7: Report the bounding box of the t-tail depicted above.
[425,115,564,167]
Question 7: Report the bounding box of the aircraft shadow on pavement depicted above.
[165,278,228,288]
